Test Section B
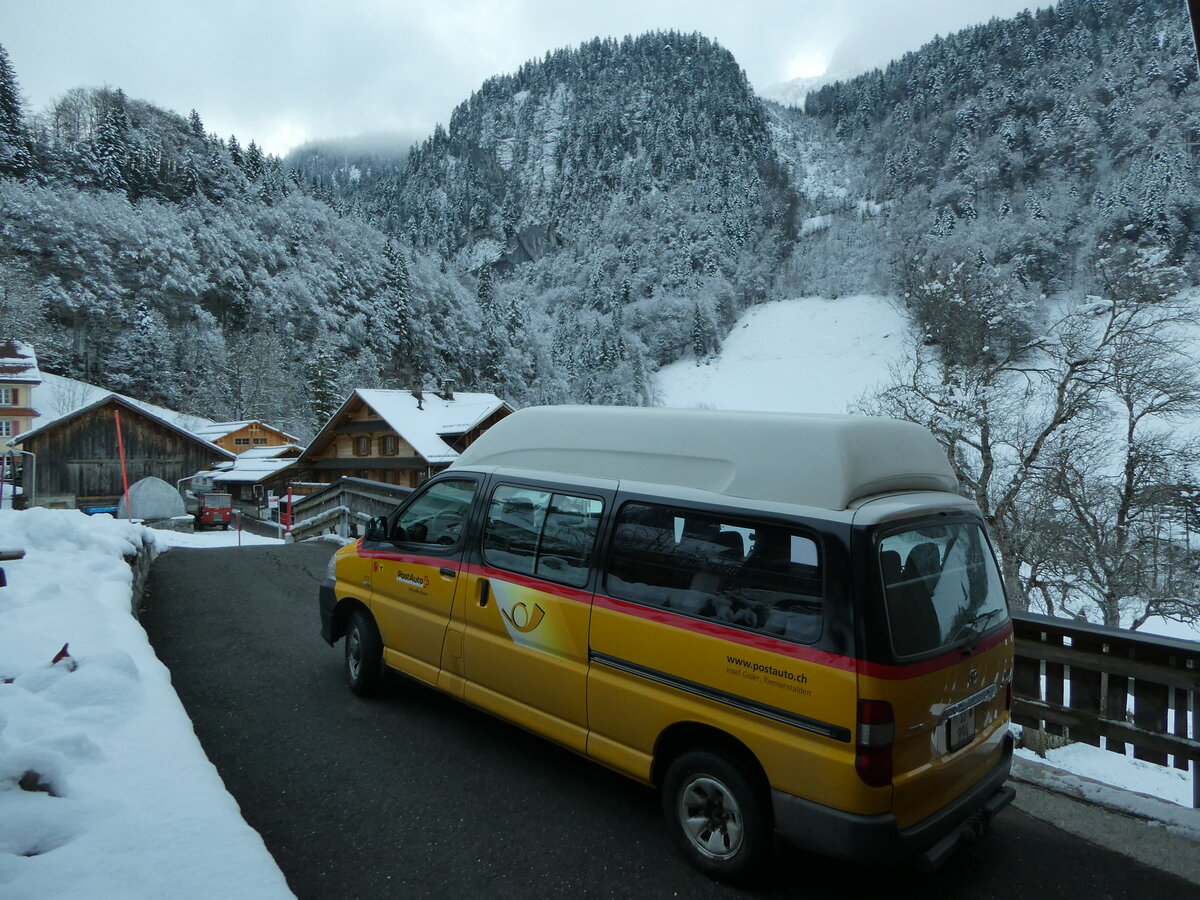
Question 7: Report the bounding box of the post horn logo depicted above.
[967,667,979,686]
[501,602,546,633]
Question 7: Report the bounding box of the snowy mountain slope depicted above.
[654,295,908,413]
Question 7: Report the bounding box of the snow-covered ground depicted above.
[0,510,290,900]
[655,295,905,413]
[143,527,285,549]
[1016,739,1197,811]
[656,294,1200,810]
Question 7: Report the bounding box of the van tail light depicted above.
[856,699,895,787]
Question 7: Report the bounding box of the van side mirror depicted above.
[365,516,387,542]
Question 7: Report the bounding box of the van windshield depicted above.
[879,522,1007,658]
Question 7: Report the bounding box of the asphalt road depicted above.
[142,543,1194,899]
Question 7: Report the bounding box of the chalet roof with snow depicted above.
[14,393,236,461]
[227,444,304,460]
[34,371,218,437]
[358,389,511,463]
[190,420,301,443]
[0,341,43,384]
[305,388,513,466]
[199,455,299,486]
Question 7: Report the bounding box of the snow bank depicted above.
[1013,750,1200,839]
[152,528,285,549]
[0,509,291,899]
[1016,739,1197,812]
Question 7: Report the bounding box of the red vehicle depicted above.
[196,493,234,530]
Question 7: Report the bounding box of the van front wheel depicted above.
[661,750,771,883]
[345,608,383,696]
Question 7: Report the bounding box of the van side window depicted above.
[391,479,477,547]
[605,502,823,643]
[482,485,603,587]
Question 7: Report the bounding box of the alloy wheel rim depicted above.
[677,775,743,860]
[347,628,361,680]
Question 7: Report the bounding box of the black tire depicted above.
[345,608,384,696]
[661,749,772,883]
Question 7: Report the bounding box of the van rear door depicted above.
[858,519,1013,830]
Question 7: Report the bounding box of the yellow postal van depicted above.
[319,407,1014,881]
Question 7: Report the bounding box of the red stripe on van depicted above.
[358,547,455,569]
[358,550,595,605]
[856,623,1013,680]
[594,593,1013,680]
[354,546,1013,679]
[465,563,595,605]
[592,593,859,672]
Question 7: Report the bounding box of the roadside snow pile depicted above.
[153,528,284,549]
[0,509,291,900]
[1016,739,1197,811]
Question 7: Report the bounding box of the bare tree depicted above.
[859,287,1200,629]
[43,372,100,419]
[1032,294,1200,628]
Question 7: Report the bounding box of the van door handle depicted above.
[440,567,456,578]
[478,579,490,607]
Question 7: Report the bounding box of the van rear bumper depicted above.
[771,731,1014,867]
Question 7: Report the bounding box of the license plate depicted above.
[947,707,976,752]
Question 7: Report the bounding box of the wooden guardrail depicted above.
[288,477,411,542]
[1011,610,1200,808]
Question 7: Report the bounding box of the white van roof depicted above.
[452,406,957,511]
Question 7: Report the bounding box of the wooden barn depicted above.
[13,393,235,510]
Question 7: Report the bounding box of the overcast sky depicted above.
[4,0,1043,157]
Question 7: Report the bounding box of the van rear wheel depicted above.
[345,608,383,696]
[661,749,771,883]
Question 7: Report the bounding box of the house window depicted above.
[252,438,268,445]
[234,437,250,446]
[354,436,370,456]
[382,435,398,456]
[0,421,13,437]
[0,388,16,406]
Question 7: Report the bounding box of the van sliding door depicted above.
[462,482,610,753]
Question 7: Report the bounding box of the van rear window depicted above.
[604,502,823,644]
[879,522,1008,658]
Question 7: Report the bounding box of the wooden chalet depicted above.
[189,420,301,454]
[296,387,512,489]
[13,394,235,510]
